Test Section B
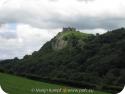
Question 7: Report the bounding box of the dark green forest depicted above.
[0,27,125,93]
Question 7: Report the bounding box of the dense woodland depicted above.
[0,27,125,93]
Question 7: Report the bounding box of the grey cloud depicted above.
[0,9,124,30]
[0,0,124,31]
[0,48,28,59]
[0,32,17,39]
[40,15,125,30]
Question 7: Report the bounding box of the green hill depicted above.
[0,27,125,93]
[0,73,110,94]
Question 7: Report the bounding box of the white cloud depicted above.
[80,28,106,34]
[0,23,60,59]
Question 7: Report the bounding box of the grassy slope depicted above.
[0,73,110,94]
[62,31,90,40]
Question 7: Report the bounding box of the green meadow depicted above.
[0,73,111,94]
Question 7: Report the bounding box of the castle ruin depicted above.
[62,27,76,32]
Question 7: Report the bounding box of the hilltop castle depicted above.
[62,27,76,32]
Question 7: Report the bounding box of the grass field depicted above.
[0,73,111,94]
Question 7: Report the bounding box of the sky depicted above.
[0,0,125,59]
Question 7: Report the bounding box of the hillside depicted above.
[0,27,125,93]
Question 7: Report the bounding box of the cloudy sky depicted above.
[0,0,125,59]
